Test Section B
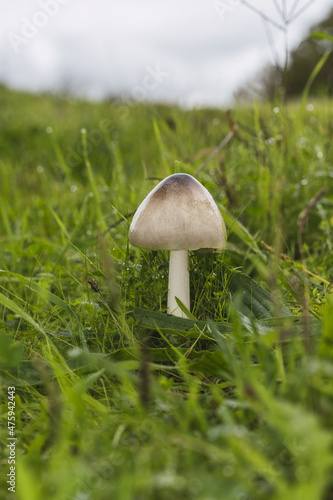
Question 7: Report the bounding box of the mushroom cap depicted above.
[129,173,227,251]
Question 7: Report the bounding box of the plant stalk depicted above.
[167,249,190,317]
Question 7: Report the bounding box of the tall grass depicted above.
[0,83,333,500]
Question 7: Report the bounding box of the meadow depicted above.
[0,82,333,500]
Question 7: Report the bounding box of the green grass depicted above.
[0,83,333,500]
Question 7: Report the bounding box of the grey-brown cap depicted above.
[129,173,226,251]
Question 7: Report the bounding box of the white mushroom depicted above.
[129,173,227,318]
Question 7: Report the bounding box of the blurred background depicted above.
[1,0,333,107]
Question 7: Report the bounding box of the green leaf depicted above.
[110,346,231,379]
[1,358,73,387]
[220,205,264,255]
[0,334,25,369]
[175,297,197,320]
[319,294,333,358]
[188,350,231,378]
[310,30,333,44]
[0,291,46,335]
[228,270,292,319]
[297,49,332,121]
[240,314,321,339]
[70,370,105,396]
[0,270,88,351]
[127,306,232,337]
[111,346,182,362]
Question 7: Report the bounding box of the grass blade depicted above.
[0,270,88,351]
[228,270,292,318]
[0,291,46,336]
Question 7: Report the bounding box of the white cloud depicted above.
[0,0,332,106]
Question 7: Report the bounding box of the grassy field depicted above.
[0,83,333,500]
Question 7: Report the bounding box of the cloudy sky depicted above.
[1,0,332,107]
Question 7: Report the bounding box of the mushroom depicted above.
[129,173,227,318]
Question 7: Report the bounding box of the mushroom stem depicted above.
[167,249,190,318]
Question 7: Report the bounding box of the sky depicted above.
[1,0,332,107]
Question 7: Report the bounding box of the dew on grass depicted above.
[301,179,308,185]
[317,151,323,159]
[310,116,317,124]
[306,103,314,111]
[273,107,280,114]
[71,185,78,193]
[45,126,53,134]
[36,165,44,174]
[89,192,94,197]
